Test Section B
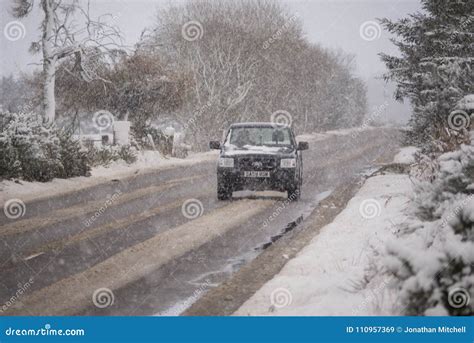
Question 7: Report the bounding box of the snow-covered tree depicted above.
[11,0,123,123]
[380,0,474,151]
[145,0,366,148]
[54,52,188,134]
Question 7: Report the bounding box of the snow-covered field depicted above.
[235,150,416,316]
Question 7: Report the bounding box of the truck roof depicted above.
[229,122,289,128]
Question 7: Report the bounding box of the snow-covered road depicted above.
[0,128,402,315]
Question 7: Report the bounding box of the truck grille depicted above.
[237,156,278,170]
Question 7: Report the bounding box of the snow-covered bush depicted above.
[409,151,439,183]
[57,131,90,178]
[131,125,173,155]
[117,145,138,164]
[413,132,474,220]
[383,131,474,316]
[87,144,137,167]
[384,220,474,316]
[0,111,89,182]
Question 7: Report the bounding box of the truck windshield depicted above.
[226,127,293,148]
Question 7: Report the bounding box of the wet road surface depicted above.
[0,128,401,315]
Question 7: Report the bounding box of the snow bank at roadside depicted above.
[0,150,218,204]
[325,126,377,136]
[393,146,419,164]
[235,147,414,316]
[90,150,217,179]
[235,173,412,316]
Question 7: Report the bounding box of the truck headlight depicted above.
[218,157,234,168]
[280,158,296,168]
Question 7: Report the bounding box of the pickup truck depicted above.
[209,122,308,200]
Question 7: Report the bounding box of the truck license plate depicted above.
[243,171,270,178]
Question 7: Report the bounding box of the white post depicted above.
[113,121,131,145]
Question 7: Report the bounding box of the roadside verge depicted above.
[233,172,412,316]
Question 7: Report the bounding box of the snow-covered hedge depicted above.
[86,143,137,167]
[0,111,90,182]
[383,132,474,315]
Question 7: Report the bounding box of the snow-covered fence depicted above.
[73,133,113,148]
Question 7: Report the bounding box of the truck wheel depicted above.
[287,182,300,201]
[217,182,232,200]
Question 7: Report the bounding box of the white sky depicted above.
[0,0,422,122]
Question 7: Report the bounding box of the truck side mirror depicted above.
[209,141,221,150]
[297,141,309,150]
